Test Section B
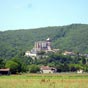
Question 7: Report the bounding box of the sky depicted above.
[0,0,88,31]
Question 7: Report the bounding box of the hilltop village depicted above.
[25,38,76,59]
[25,38,88,58]
[25,38,52,58]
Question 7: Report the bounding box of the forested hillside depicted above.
[0,24,88,59]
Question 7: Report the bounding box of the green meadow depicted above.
[0,73,88,88]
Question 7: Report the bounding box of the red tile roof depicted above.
[40,66,55,70]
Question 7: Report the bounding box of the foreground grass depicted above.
[0,73,88,88]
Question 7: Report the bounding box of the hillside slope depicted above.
[0,24,88,59]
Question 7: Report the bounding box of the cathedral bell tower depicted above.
[46,38,51,50]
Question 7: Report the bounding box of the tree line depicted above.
[0,51,88,74]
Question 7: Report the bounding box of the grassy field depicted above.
[0,73,88,88]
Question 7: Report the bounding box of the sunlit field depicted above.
[0,73,88,88]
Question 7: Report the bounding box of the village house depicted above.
[77,69,83,74]
[25,51,37,59]
[0,68,10,75]
[40,66,57,73]
[63,51,75,56]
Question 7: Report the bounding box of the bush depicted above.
[28,65,40,73]
[5,60,19,74]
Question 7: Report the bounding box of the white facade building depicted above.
[40,66,57,73]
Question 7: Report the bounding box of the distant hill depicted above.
[0,24,88,59]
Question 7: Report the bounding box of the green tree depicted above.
[28,65,40,73]
[69,64,77,72]
[12,58,28,72]
[5,60,19,74]
[0,59,5,68]
[82,57,86,65]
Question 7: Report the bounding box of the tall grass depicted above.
[0,73,88,88]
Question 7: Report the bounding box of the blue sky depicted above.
[0,0,88,31]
